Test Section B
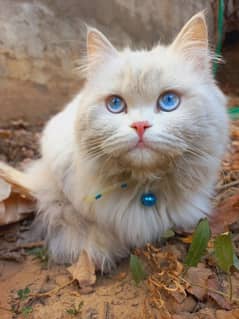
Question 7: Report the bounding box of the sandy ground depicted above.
[0,250,146,319]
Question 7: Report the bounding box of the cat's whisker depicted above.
[81,147,106,160]
[101,138,131,153]
[155,133,187,149]
[86,151,105,160]
[185,146,217,162]
[156,131,216,162]
[102,134,131,146]
[78,137,107,147]
[79,145,102,155]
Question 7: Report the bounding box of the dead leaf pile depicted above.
[184,264,231,310]
[138,244,186,318]
[138,243,237,319]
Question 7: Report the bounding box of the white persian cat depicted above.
[22,12,228,270]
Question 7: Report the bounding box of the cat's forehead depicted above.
[120,50,162,82]
[109,50,165,98]
[90,46,192,101]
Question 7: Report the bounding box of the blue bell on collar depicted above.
[141,192,157,207]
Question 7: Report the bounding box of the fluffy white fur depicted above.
[24,12,229,271]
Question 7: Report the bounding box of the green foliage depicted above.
[130,254,146,284]
[184,219,211,268]
[214,233,234,273]
[66,301,84,316]
[214,232,239,300]
[17,287,30,300]
[21,306,33,317]
[26,247,48,265]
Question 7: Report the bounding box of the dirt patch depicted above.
[0,253,146,319]
[0,221,147,318]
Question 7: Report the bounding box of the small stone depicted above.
[131,302,139,307]
[79,286,95,294]
[111,300,123,305]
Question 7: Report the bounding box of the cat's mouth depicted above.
[120,140,173,171]
[130,140,155,152]
[135,141,148,149]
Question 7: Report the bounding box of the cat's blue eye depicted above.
[106,95,126,114]
[157,91,180,112]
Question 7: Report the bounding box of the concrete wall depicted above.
[0,0,214,124]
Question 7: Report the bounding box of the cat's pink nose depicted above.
[131,121,152,140]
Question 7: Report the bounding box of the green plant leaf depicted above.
[214,233,234,274]
[26,247,48,261]
[21,306,33,317]
[130,254,146,284]
[26,247,48,268]
[66,301,84,316]
[184,218,211,268]
[17,287,30,300]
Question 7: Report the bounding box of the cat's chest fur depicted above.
[61,163,210,249]
[64,173,167,245]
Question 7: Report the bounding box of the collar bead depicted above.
[141,192,157,207]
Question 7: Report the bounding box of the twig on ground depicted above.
[217,180,239,192]
[0,251,25,263]
[30,279,75,298]
[180,276,239,304]
[16,241,44,250]
[104,302,110,319]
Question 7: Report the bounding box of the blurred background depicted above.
[0,0,238,124]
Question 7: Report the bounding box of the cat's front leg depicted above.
[30,200,128,272]
[24,160,128,271]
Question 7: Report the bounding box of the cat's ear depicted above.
[170,12,210,70]
[86,27,118,74]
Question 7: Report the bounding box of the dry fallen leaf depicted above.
[67,250,96,288]
[0,161,35,225]
[207,275,231,310]
[184,264,231,310]
[0,193,35,225]
[210,194,239,234]
[184,264,212,300]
